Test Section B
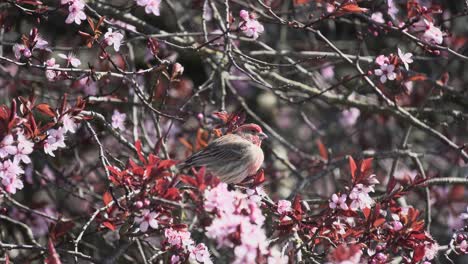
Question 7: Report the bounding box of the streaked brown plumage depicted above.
[178,124,267,184]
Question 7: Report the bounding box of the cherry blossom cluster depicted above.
[164,228,212,264]
[239,10,264,40]
[0,131,33,194]
[0,97,85,194]
[203,183,287,263]
[12,28,49,61]
[373,48,413,84]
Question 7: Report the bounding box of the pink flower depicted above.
[111,110,126,130]
[412,19,443,45]
[136,0,161,16]
[188,243,212,264]
[0,159,24,179]
[104,28,124,52]
[459,240,467,253]
[387,0,399,19]
[1,174,24,194]
[371,12,385,24]
[45,58,60,81]
[164,228,194,248]
[375,55,389,66]
[321,65,335,80]
[349,184,375,211]
[204,183,236,214]
[65,0,86,25]
[58,52,81,67]
[0,134,17,159]
[397,48,413,70]
[12,44,31,60]
[277,200,292,214]
[62,114,78,133]
[424,241,439,261]
[14,133,34,164]
[328,244,363,264]
[339,108,360,127]
[135,209,158,232]
[239,10,264,40]
[43,127,67,157]
[170,255,181,264]
[374,64,396,83]
[329,194,349,210]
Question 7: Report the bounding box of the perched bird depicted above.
[178,123,267,184]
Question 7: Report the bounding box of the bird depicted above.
[177,123,268,184]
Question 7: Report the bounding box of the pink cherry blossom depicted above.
[43,127,67,157]
[398,48,413,70]
[321,65,335,80]
[45,58,60,81]
[329,194,349,210]
[0,134,17,158]
[136,0,161,16]
[339,108,360,127]
[13,44,31,60]
[239,10,264,40]
[62,114,78,133]
[13,133,34,164]
[375,55,389,66]
[111,110,126,130]
[387,0,399,19]
[204,182,236,214]
[188,243,212,264]
[0,159,24,179]
[277,199,292,214]
[349,184,375,211]
[135,209,159,232]
[1,174,24,194]
[390,214,403,231]
[65,0,86,25]
[374,64,396,83]
[104,28,124,52]
[371,12,385,24]
[164,228,194,248]
[58,52,81,67]
[411,19,443,45]
[423,241,439,261]
[459,240,468,253]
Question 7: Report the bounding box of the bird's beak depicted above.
[259,132,268,140]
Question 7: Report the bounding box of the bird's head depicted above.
[233,123,268,146]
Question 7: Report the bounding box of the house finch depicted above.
[178,124,267,184]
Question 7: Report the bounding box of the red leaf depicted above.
[164,187,181,200]
[102,221,116,231]
[135,140,146,164]
[35,103,56,117]
[362,207,371,220]
[292,195,303,221]
[179,175,198,186]
[316,139,328,161]
[157,159,177,170]
[349,156,357,181]
[253,169,265,186]
[45,238,61,264]
[293,0,310,5]
[103,191,112,206]
[373,218,386,227]
[335,3,368,16]
[360,158,373,173]
[412,245,425,262]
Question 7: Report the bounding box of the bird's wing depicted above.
[180,134,250,168]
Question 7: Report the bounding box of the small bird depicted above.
[178,123,268,184]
